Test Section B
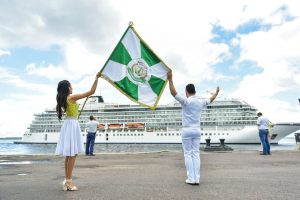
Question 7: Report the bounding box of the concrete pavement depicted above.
[0,151,299,200]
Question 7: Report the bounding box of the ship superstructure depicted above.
[17,96,300,144]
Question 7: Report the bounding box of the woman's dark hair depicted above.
[56,80,71,120]
[90,115,94,120]
[186,84,196,94]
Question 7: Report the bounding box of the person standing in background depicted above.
[85,115,99,156]
[257,112,271,155]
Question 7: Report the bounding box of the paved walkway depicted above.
[0,151,299,200]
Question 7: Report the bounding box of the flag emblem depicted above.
[127,58,150,84]
[101,24,170,109]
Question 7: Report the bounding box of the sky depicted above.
[0,0,300,137]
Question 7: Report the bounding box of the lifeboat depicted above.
[125,123,144,129]
[108,124,122,129]
[97,124,105,129]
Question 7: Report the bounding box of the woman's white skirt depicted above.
[55,118,84,156]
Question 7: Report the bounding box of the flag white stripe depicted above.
[102,60,127,82]
[150,62,168,81]
[138,83,157,106]
[122,28,141,59]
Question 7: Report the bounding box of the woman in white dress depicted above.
[55,72,101,191]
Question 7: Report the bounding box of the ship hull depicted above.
[15,123,300,144]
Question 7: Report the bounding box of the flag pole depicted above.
[77,78,98,120]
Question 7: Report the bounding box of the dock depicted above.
[0,151,299,200]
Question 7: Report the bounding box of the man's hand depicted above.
[167,71,172,81]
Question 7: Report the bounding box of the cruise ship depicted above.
[15,96,300,144]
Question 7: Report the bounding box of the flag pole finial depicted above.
[129,21,134,27]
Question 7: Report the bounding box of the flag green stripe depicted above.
[109,42,132,65]
[141,41,160,67]
[115,77,138,100]
[148,75,165,96]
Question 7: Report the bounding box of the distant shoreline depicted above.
[0,137,22,140]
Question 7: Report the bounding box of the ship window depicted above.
[172,133,174,136]
[227,133,229,135]
[138,134,140,136]
[222,133,224,135]
[201,133,203,136]
[141,134,143,136]
[127,134,129,136]
[218,133,220,135]
[161,134,163,136]
[82,134,85,136]
[113,134,115,136]
[205,133,207,136]
[157,134,159,136]
[134,134,136,136]
[117,134,119,136]
[165,134,167,136]
[131,134,133,136]
[177,133,179,136]
[168,134,171,136]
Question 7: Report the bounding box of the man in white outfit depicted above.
[85,116,99,156]
[257,112,271,155]
[167,71,219,185]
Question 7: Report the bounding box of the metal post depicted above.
[295,133,300,150]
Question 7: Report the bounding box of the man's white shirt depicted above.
[257,116,269,130]
[174,94,210,127]
[86,120,99,133]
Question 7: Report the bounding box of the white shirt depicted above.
[175,94,210,127]
[257,116,269,130]
[86,120,99,133]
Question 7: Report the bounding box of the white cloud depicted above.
[235,17,300,95]
[0,94,55,137]
[0,67,53,93]
[212,0,299,30]
[230,38,240,47]
[108,0,235,84]
[232,7,300,122]
[26,63,67,80]
[25,39,106,80]
[0,0,120,51]
[1,0,300,137]
[0,68,58,137]
[0,49,11,56]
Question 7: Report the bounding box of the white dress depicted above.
[55,100,84,156]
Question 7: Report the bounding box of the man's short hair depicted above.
[90,115,94,120]
[257,112,262,116]
[186,84,196,94]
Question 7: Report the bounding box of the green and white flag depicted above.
[100,24,171,109]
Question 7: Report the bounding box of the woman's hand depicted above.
[96,72,101,79]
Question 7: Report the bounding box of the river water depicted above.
[0,137,297,155]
